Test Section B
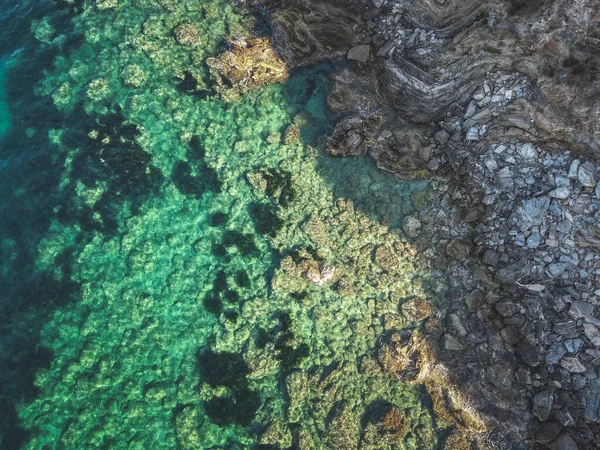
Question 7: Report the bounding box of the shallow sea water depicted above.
[0,1,444,449]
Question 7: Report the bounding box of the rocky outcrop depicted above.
[247,0,600,448]
[206,37,288,99]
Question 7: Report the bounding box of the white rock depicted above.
[466,127,480,140]
[549,187,571,199]
[505,89,513,100]
[518,143,537,160]
[568,159,581,178]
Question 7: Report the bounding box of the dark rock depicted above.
[515,340,541,367]
[533,389,554,421]
[446,236,474,260]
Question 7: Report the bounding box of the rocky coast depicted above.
[246,0,600,448]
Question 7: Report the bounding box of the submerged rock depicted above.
[207,37,288,98]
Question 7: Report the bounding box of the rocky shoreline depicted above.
[243,0,600,448]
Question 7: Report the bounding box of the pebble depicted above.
[568,159,581,178]
[560,356,586,373]
[549,187,570,199]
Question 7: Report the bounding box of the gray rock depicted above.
[569,301,594,319]
[500,325,521,345]
[549,187,571,199]
[578,161,596,187]
[596,182,600,199]
[548,262,568,278]
[527,233,541,248]
[583,323,600,347]
[496,299,516,317]
[434,129,449,145]
[556,220,573,234]
[546,342,567,365]
[553,320,579,338]
[402,216,421,238]
[568,160,581,178]
[533,390,554,421]
[443,334,463,351]
[446,313,467,337]
[555,409,575,427]
[466,126,480,140]
[518,143,537,160]
[446,236,473,260]
[515,340,541,367]
[347,45,370,62]
[466,289,484,312]
[560,356,586,373]
[482,250,499,266]
[564,339,582,353]
[498,167,515,191]
[535,422,561,443]
[495,258,529,285]
[515,197,550,232]
[464,100,477,119]
[582,379,600,422]
[549,434,578,450]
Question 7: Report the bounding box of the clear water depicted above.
[0,1,442,449]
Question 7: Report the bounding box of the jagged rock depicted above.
[513,197,550,232]
[560,357,586,374]
[549,434,578,450]
[347,45,370,63]
[402,216,421,238]
[533,390,554,421]
[401,298,432,322]
[578,161,596,187]
[207,37,288,97]
[583,324,600,347]
[446,237,473,261]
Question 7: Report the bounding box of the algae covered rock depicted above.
[207,37,288,99]
[174,23,201,47]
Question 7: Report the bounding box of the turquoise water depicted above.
[0,1,443,449]
[0,64,9,139]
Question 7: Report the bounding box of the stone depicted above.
[515,340,541,367]
[443,334,463,351]
[446,313,467,337]
[500,325,520,345]
[517,143,537,160]
[546,342,567,365]
[402,216,421,238]
[347,45,370,63]
[527,233,541,248]
[533,390,554,421]
[496,299,516,317]
[583,323,600,347]
[446,237,473,260]
[547,263,567,278]
[482,250,499,266]
[434,129,449,145]
[569,301,594,319]
[515,197,550,232]
[535,422,561,443]
[578,161,596,187]
[495,258,529,285]
[466,289,484,312]
[401,298,432,322]
[549,433,578,450]
[560,357,586,373]
[568,159,581,178]
[582,379,600,422]
[549,187,571,199]
[556,220,573,234]
[553,320,579,338]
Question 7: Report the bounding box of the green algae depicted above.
[16,0,449,449]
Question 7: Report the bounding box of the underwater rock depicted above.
[401,298,432,322]
[207,37,288,99]
[173,23,201,47]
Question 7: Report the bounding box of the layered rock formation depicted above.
[244,0,600,448]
